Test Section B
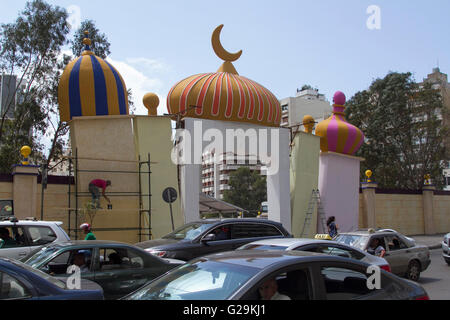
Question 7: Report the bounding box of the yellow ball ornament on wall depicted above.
[20,146,31,165]
[143,93,160,116]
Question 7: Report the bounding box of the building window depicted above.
[281,104,289,112]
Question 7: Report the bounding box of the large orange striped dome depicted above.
[167,25,281,127]
[167,71,281,127]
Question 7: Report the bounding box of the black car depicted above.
[0,258,104,300]
[24,241,183,299]
[135,218,292,261]
[124,250,430,301]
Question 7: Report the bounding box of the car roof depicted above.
[44,240,134,249]
[195,250,330,270]
[0,220,63,226]
[243,238,332,247]
[193,218,283,226]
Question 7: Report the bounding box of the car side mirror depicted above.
[201,234,216,244]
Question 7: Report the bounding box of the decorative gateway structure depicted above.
[57,32,183,243]
[315,91,365,233]
[168,25,291,231]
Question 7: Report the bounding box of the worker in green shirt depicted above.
[80,223,96,240]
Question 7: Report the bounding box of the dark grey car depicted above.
[124,250,429,300]
[135,219,291,261]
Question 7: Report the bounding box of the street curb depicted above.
[428,244,441,250]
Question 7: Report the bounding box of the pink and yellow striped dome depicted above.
[315,91,364,155]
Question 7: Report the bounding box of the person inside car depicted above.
[0,228,17,248]
[367,238,386,258]
[213,226,230,241]
[71,252,90,273]
[108,252,122,265]
[258,278,291,300]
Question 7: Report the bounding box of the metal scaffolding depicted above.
[67,148,153,241]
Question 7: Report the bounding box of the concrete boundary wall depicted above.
[359,188,450,236]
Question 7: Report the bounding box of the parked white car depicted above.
[237,237,392,272]
[442,233,450,265]
[0,218,70,260]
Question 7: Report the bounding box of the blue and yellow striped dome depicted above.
[58,37,129,122]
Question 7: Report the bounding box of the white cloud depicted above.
[126,57,172,74]
[66,5,82,32]
[107,57,168,116]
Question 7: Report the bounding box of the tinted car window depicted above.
[0,226,27,248]
[0,272,31,299]
[26,226,57,246]
[320,267,372,300]
[231,224,282,239]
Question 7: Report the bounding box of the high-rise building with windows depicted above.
[202,151,266,200]
[0,74,26,119]
[279,87,332,129]
[419,67,450,190]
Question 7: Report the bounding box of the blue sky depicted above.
[1,0,449,115]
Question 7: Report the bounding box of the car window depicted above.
[163,223,214,241]
[207,225,231,241]
[320,267,373,300]
[385,236,407,251]
[231,224,282,239]
[252,269,311,301]
[26,226,57,246]
[334,234,369,251]
[0,272,31,300]
[44,249,93,275]
[99,247,144,271]
[319,245,365,260]
[0,226,27,248]
[126,260,259,300]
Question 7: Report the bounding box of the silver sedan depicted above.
[335,230,431,281]
[237,238,391,272]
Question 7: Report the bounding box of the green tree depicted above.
[345,72,448,190]
[0,0,69,172]
[223,167,267,213]
[71,20,111,59]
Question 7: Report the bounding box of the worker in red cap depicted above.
[80,223,96,240]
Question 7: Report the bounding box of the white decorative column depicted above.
[318,152,363,233]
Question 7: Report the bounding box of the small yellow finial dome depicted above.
[303,115,315,133]
[143,93,160,116]
[365,170,373,182]
[20,146,31,165]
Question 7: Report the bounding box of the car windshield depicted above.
[334,234,369,251]
[24,246,60,268]
[125,260,259,300]
[8,259,66,289]
[237,244,288,251]
[162,222,215,241]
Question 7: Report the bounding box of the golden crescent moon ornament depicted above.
[212,24,242,62]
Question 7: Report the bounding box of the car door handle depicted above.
[18,252,27,257]
[132,274,145,279]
